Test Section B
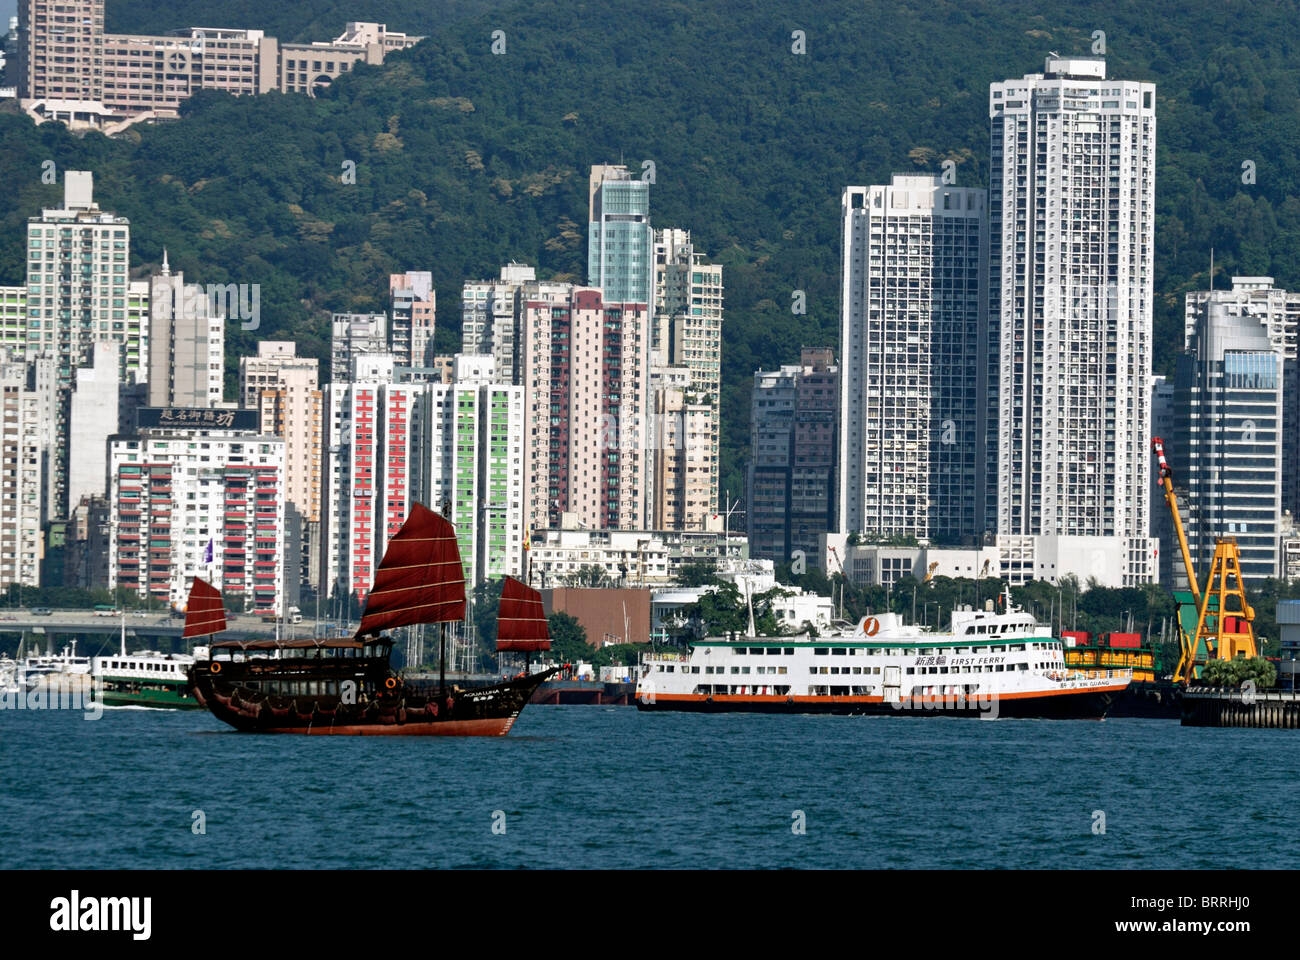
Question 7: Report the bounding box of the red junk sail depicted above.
[496,576,551,652]
[183,577,227,639]
[357,503,467,637]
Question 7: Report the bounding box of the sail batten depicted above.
[183,578,226,639]
[356,503,467,637]
[497,577,551,652]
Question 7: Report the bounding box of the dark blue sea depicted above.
[0,705,1292,869]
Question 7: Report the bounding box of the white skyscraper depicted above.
[108,419,287,612]
[416,355,526,586]
[460,262,537,385]
[652,228,724,524]
[0,355,55,588]
[838,175,986,541]
[988,56,1157,584]
[1184,277,1300,522]
[322,353,424,604]
[1176,300,1285,582]
[147,254,225,409]
[67,340,120,511]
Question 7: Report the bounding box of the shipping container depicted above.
[1061,630,1091,647]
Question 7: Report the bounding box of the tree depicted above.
[564,564,615,588]
[675,560,721,588]
[589,643,646,669]
[1201,656,1276,689]
[679,582,747,638]
[547,611,593,664]
[470,579,504,671]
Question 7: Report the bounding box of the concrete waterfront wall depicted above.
[1181,688,1300,728]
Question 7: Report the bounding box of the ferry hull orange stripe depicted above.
[645,683,1127,705]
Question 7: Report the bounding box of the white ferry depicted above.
[91,650,200,709]
[636,593,1131,720]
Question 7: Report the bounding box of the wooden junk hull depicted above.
[189,668,558,736]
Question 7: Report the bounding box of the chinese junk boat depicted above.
[187,503,559,735]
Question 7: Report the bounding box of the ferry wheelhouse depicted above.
[636,595,1130,720]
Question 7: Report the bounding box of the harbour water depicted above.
[0,706,1294,869]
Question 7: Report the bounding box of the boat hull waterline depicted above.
[189,667,557,736]
[637,684,1127,719]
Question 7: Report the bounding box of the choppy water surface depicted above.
[0,705,1293,868]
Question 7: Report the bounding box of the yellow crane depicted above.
[1151,437,1258,683]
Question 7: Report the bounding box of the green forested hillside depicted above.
[2,0,1300,501]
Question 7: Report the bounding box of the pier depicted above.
[1181,687,1300,728]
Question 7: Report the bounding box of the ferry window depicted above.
[995,665,1005,672]
[741,667,750,674]
[691,666,700,674]
[852,667,862,675]
[1018,663,1028,671]
[906,667,915,675]
[666,666,675,673]
[730,666,739,674]
[814,648,828,656]
[778,667,787,675]
[831,648,846,656]
[784,648,794,656]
